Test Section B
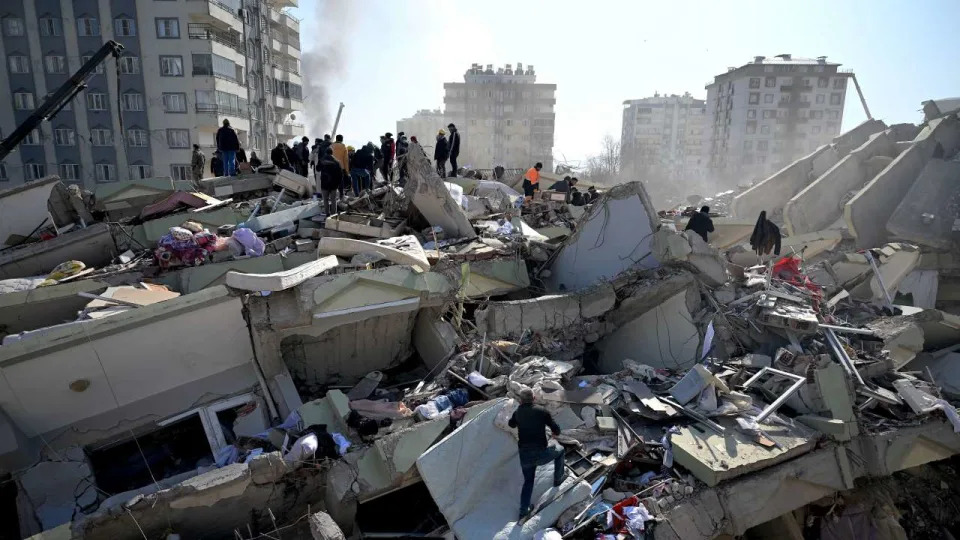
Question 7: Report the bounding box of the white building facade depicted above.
[0,0,303,188]
[621,93,707,183]
[704,54,852,185]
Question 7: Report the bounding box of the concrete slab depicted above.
[413,310,458,371]
[459,256,530,298]
[404,142,477,239]
[0,176,61,247]
[474,282,616,338]
[245,202,321,233]
[887,159,960,249]
[157,254,286,294]
[849,243,921,302]
[846,114,960,248]
[317,235,429,268]
[597,290,700,372]
[0,223,115,280]
[546,182,659,292]
[299,390,351,435]
[226,256,339,292]
[671,415,817,487]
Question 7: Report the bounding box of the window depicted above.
[746,124,757,135]
[743,140,753,150]
[26,163,46,180]
[129,164,153,179]
[827,109,840,120]
[160,56,184,76]
[114,18,136,37]
[765,77,776,88]
[81,55,105,74]
[13,92,34,110]
[815,94,825,104]
[77,18,100,37]
[156,18,180,38]
[812,125,822,134]
[121,92,144,111]
[757,140,769,152]
[749,78,761,89]
[45,55,66,74]
[833,78,846,89]
[4,17,24,36]
[91,128,112,146]
[21,129,41,145]
[829,93,842,105]
[817,78,828,88]
[748,92,759,105]
[760,125,771,135]
[167,129,190,148]
[8,55,29,74]
[95,163,117,183]
[54,128,75,146]
[118,56,140,74]
[171,164,190,181]
[810,110,824,119]
[86,92,108,111]
[747,109,757,119]
[762,110,776,119]
[127,128,148,147]
[763,94,774,104]
[162,92,187,112]
[59,163,80,181]
[39,18,62,36]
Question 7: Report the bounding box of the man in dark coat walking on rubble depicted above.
[434,129,449,178]
[684,205,715,243]
[446,123,461,177]
[509,388,565,520]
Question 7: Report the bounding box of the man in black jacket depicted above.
[216,119,241,176]
[684,205,715,243]
[446,123,461,177]
[508,388,565,519]
[270,143,289,171]
[396,133,410,186]
[318,148,343,216]
[355,144,375,191]
[380,133,395,183]
[434,130,449,178]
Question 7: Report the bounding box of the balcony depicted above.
[270,37,298,59]
[272,0,298,7]
[196,103,245,117]
[188,0,242,33]
[269,9,300,32]
[276,122,305,137]
[188,24,244,54]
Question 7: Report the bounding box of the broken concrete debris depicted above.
[2,99,960,540]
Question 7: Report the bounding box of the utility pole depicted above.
[331,102,345,137]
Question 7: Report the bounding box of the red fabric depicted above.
[772,255,823,309]
[608,495,640,531]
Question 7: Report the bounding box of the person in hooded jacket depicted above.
[396,133,410,186]
[447,123,461,177]
[271,143,290,171]
[380,133,395,183]
[684,206,715,243]
[318,148,344,216]
[434,129,449,178]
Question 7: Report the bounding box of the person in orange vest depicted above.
[522,162,543,201]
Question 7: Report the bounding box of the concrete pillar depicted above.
[308,511,346,540]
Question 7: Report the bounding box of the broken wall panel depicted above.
[545,182,660,292]
[404,142,477,239]
[887,159,960,249]
[845,114,960,248]
[0,176,61,248]
[0,223,115,280]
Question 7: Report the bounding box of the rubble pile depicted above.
[2,103,960,540]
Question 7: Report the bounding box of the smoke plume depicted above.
[299,0,353,136]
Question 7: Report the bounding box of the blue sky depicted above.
[290,0,960,165]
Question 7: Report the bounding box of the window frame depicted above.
[121,92,144,111]
[13,92,34,110]
[8,55,30,74]
[114,18,137,37]
[118,56,140,74]
[159,55,184,77]
[4,17,25,37]
[54,127,76,146]
[59,163,80,181]
[95,163,117,183]
[25,162,46,180]
[170,164,191,181]
[45,55,67,74]
[90,128,113,146]
[126,128,148,147]
[86,92,108,111]
[77,17,101,37]
[155,18,181,39]
[39,17,62,37]
[162,92,188,113]
[166,128,190,148]
[128,164,153,179]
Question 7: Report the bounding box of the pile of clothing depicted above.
[154,226,225,269]
[415,388,470,420]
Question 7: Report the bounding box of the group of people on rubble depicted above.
[190,119,262,186]
[431,123,461,178]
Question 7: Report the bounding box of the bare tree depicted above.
[584,135,622,185]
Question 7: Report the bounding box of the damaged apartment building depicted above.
[1,101,960,540]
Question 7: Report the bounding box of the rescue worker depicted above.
[685,205,715,243]
[508,388,564,520]
[522,162,543,201]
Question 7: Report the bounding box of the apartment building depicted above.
[442,63,556,171]
[621,93,707,182]
[704,54,852,184]
[396,109,445,143]
[0,0,303,189]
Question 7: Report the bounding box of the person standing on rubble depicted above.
[318,148,343,216]
[509,388,565,520]
[216,119,241,176]
[355,143,375,192]
[331,134,350,198]
[447,123,461,177]
[191,144,205,187]
[380,133,395,184]
[211,150,224,178]
[271,143,289,171]
[684,205,715,243]
[297,136,310,176]
[396,132,410,186]
[309,138,322,178]
[522,162,543,201]
[434,129,449,178]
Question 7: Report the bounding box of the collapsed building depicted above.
[1,104,960,540]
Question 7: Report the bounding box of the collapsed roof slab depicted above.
[784,129,901,236]
[846,114,960,249]
[404,142,477,239]
[731,119,886,221]
[0,176,62,248]
[0,222,114,280]
[225,255,339,292]
[473,282,617,339]
[887,159,960,250]
[545,182,660,292]
[318,235,429,268]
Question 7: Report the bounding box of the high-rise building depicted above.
[396,109,445,143]
[704,54,852,184]
[0,0,303,188]
[620,93,707,182]
[442,63,555,171]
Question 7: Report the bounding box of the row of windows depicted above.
[4,16,181,39]
[16,127,192,149]
[747,92,844,106]
[1,162,209,183]
[7,54,143,75]
[748,76,846,90]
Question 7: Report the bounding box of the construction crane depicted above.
[0,40,124,162]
